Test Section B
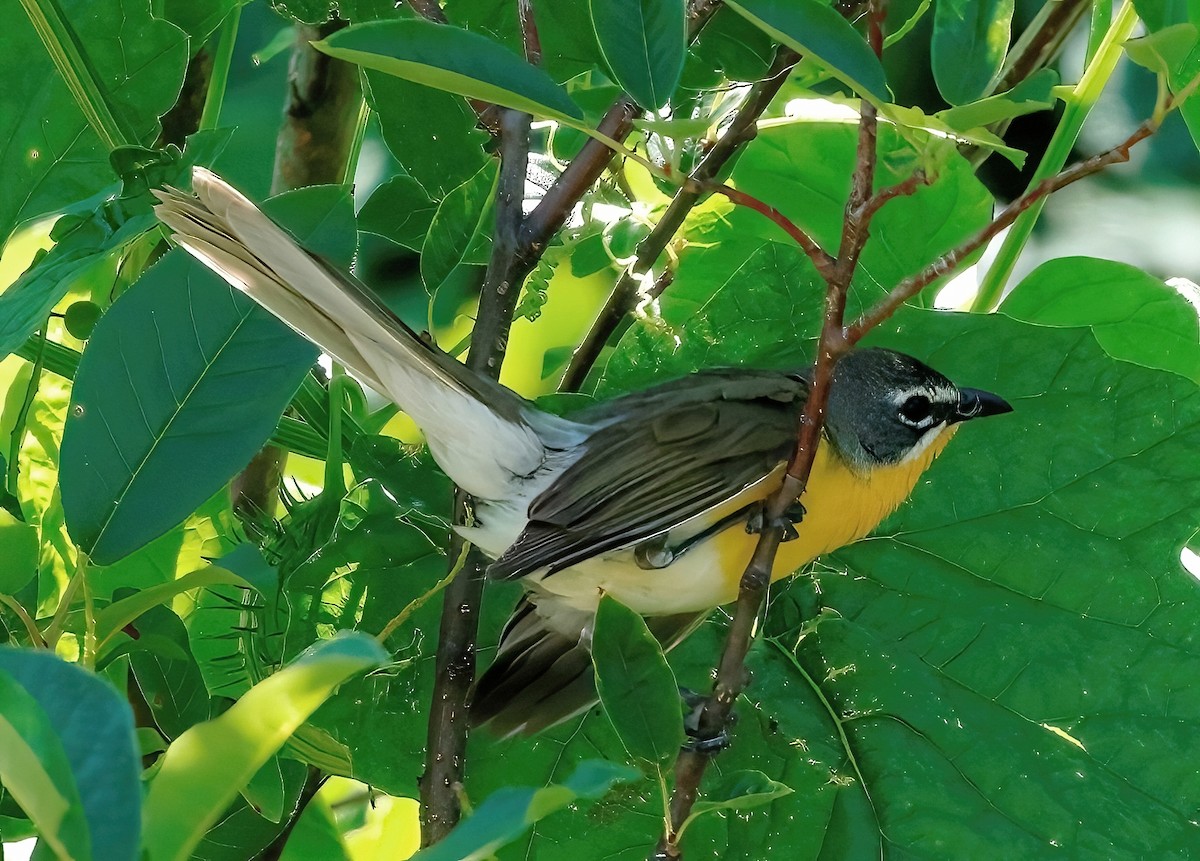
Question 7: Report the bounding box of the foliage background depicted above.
[1,0,1200,858]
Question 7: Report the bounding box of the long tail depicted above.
[471,596,707,736]
[153,167,544,499]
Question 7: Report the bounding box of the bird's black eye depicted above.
[899,394,932,425]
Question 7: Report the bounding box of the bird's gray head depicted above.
[824,348,1011,468]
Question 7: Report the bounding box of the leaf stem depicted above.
[43,550,88,652]
[376,544,468,645]
[0,594,45,647]
[7,326,47,498]
[199,6,242,132]
[17,0,135,150]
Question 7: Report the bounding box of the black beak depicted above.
[953,387,1013,423]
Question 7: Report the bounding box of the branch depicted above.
[656,22,885,858]
[847,110,1163,342]
[560,49,802,391]
[232,18,362,524]
[517,0,723,270]
[420,106,532,846]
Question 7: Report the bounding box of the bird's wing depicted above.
[488,370,808,579]
[154,167,565,498]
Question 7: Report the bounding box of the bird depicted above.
[153,167,1012,737]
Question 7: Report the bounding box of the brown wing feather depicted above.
[487,369,809,580]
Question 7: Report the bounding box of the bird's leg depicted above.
[744,500,806,542]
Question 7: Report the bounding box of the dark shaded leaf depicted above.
[590,0,685,110]
[591,595,684,770]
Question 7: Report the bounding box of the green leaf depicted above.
[937,68,1060,131]
[1003,257,1200,383]
[94,566,250,651]
[590,0,685,110]
[412,760,638,861]
[0,128,232,362]
[0,209,157,361]
[724,0,889,103]
[127,606,212,740]
[3,0,187,239]
[158,0,240,43]
[932,0,1015,104]
[421,161,498,292]
[314,19,584,123]
[1123,23,1200,79]
[0,669,91,861]
[363,70,489,200]
[0,648,141,861]
[59,250,317,564]
[591,595,685,770]
[886,104,1029,167]
[688,769,793,818]
[358,175,437,251]
[142,633,388,861]
[0,510,39,594]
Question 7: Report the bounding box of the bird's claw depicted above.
[679,686,737,753]
[744,501,806,542]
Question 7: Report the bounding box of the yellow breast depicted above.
[531,427,958,616]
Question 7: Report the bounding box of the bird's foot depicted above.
[679,687,737,754]
[744,501,807,542]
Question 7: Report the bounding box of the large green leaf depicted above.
[1003,256,1200,383]
[932,0,1015,104]
[590,0,685,110]
[314,19,584,123]
[142,633,388,861]
[363,69,490,201]
[58,250,316,564]
[3,0,187,240]
[0,648,141,861]
[724,0,889,103]
[591,595,684,770]
[412,760,638,861]
[60,185,356,564]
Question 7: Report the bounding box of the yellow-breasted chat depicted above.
[154,167,1012,737]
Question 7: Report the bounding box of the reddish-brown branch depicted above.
[712,183,837,281]
[518,0,542,65]
[847,117,1159,343]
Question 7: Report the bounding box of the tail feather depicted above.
[470,596,707,736]
[153,167,554,499]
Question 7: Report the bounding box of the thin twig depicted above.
[560,48,800,391]
[420,106,532,846]
[518,0,542,65]
[848,112,1164,342]
[712,183,837,280]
